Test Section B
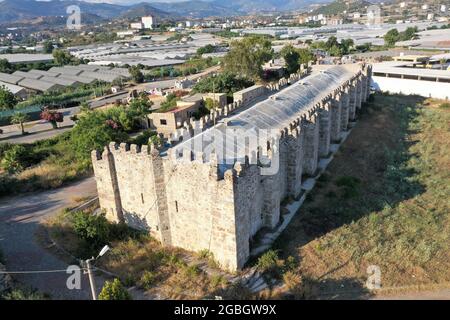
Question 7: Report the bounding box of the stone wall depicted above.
[92,64,372,271]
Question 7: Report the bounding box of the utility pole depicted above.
[85,258,97,300]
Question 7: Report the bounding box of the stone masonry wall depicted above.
[92,64,372,271]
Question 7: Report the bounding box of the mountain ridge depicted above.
[0,0,336,24]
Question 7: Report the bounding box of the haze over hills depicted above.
[0,0,339,24]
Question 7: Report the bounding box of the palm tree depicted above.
[11,112,30,135]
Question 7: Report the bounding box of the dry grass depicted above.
[270,94,450,298]
[45,210,237,300]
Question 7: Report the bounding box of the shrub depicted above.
[139,271,156,290]
[439,102,450,110]
[1,288,49,300]
[335,176,361,188]
[1,145,28,173]
[98,278,132,300]
[183,264,201,278]
[256,250,279,273]
[69,211,134,257]
[40,109,64,129]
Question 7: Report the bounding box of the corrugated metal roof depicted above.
[0,53,53,64]
[13,70,43,80]
[18,78,64,92]
[79,71,124,83]
[0,80,26,95]
[57,74,97,84]
[373,61,450,80]
[49,67,84,76]
[28,69,61,77]
[174,65,360,165]
[40,76,79,87]
[0,72,25,85]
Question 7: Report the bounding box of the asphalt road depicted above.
[0,107,78,144]
[0,177,98,299]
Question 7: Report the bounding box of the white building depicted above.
[186,21,192,28]
[142,16,155,29]
[372,61,450,99]
[131,22,143,30]
[116,30,135,38]
[441,5,447,12]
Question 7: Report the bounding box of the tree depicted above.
[197,44,215,55]
[43,41,54,54]
[52,49,73,66]
[384,29,400,47]
[204,97,216,110]
[129,66,144,84]
[223,36,273,79]
[326,36,339,49]
[280,45,300,74]
[98,279,132,300]
[69,108,128,163]
[1,145,28,173]
[41,109,64,129]
[0,86,18,110]
[399,27,418,41]
[0,59,12,73]
[297,48,314,65]
[11,112,29,135]
[192,72,254,95]
[340,39,354,55]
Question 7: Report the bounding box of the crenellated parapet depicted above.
[91,63,373,272]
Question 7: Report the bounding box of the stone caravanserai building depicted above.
[92,63,373,271]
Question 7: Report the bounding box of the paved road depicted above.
[0,107,78,144]
[0,177,98,299]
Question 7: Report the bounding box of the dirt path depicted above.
[373,289,450,300]
[0,177,98,299]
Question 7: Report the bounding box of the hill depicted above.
[312,0,373,15]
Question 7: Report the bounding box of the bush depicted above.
[439,102,450,110]
[98,278,132,300]
[69,211,134,258]
[1,288,49,300]
[1,145,28,173]
[139,271,156,290]
[192,72,254,96]
[335,176,361,188]
[256,250,279,273]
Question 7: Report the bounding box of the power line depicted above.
[0,268,87,275]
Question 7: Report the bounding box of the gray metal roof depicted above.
[0,53,53,64]
[0,72,25,85]
[373,61,450,80]
[57,74,97,84]
[13,70,43,80]
[28,69,62,77]
[0,81,26,95]
[79,71,125,83]
[174,65,360,165]
[18,78,64,92]
[49,67,84,76]
[40,76,80,87]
